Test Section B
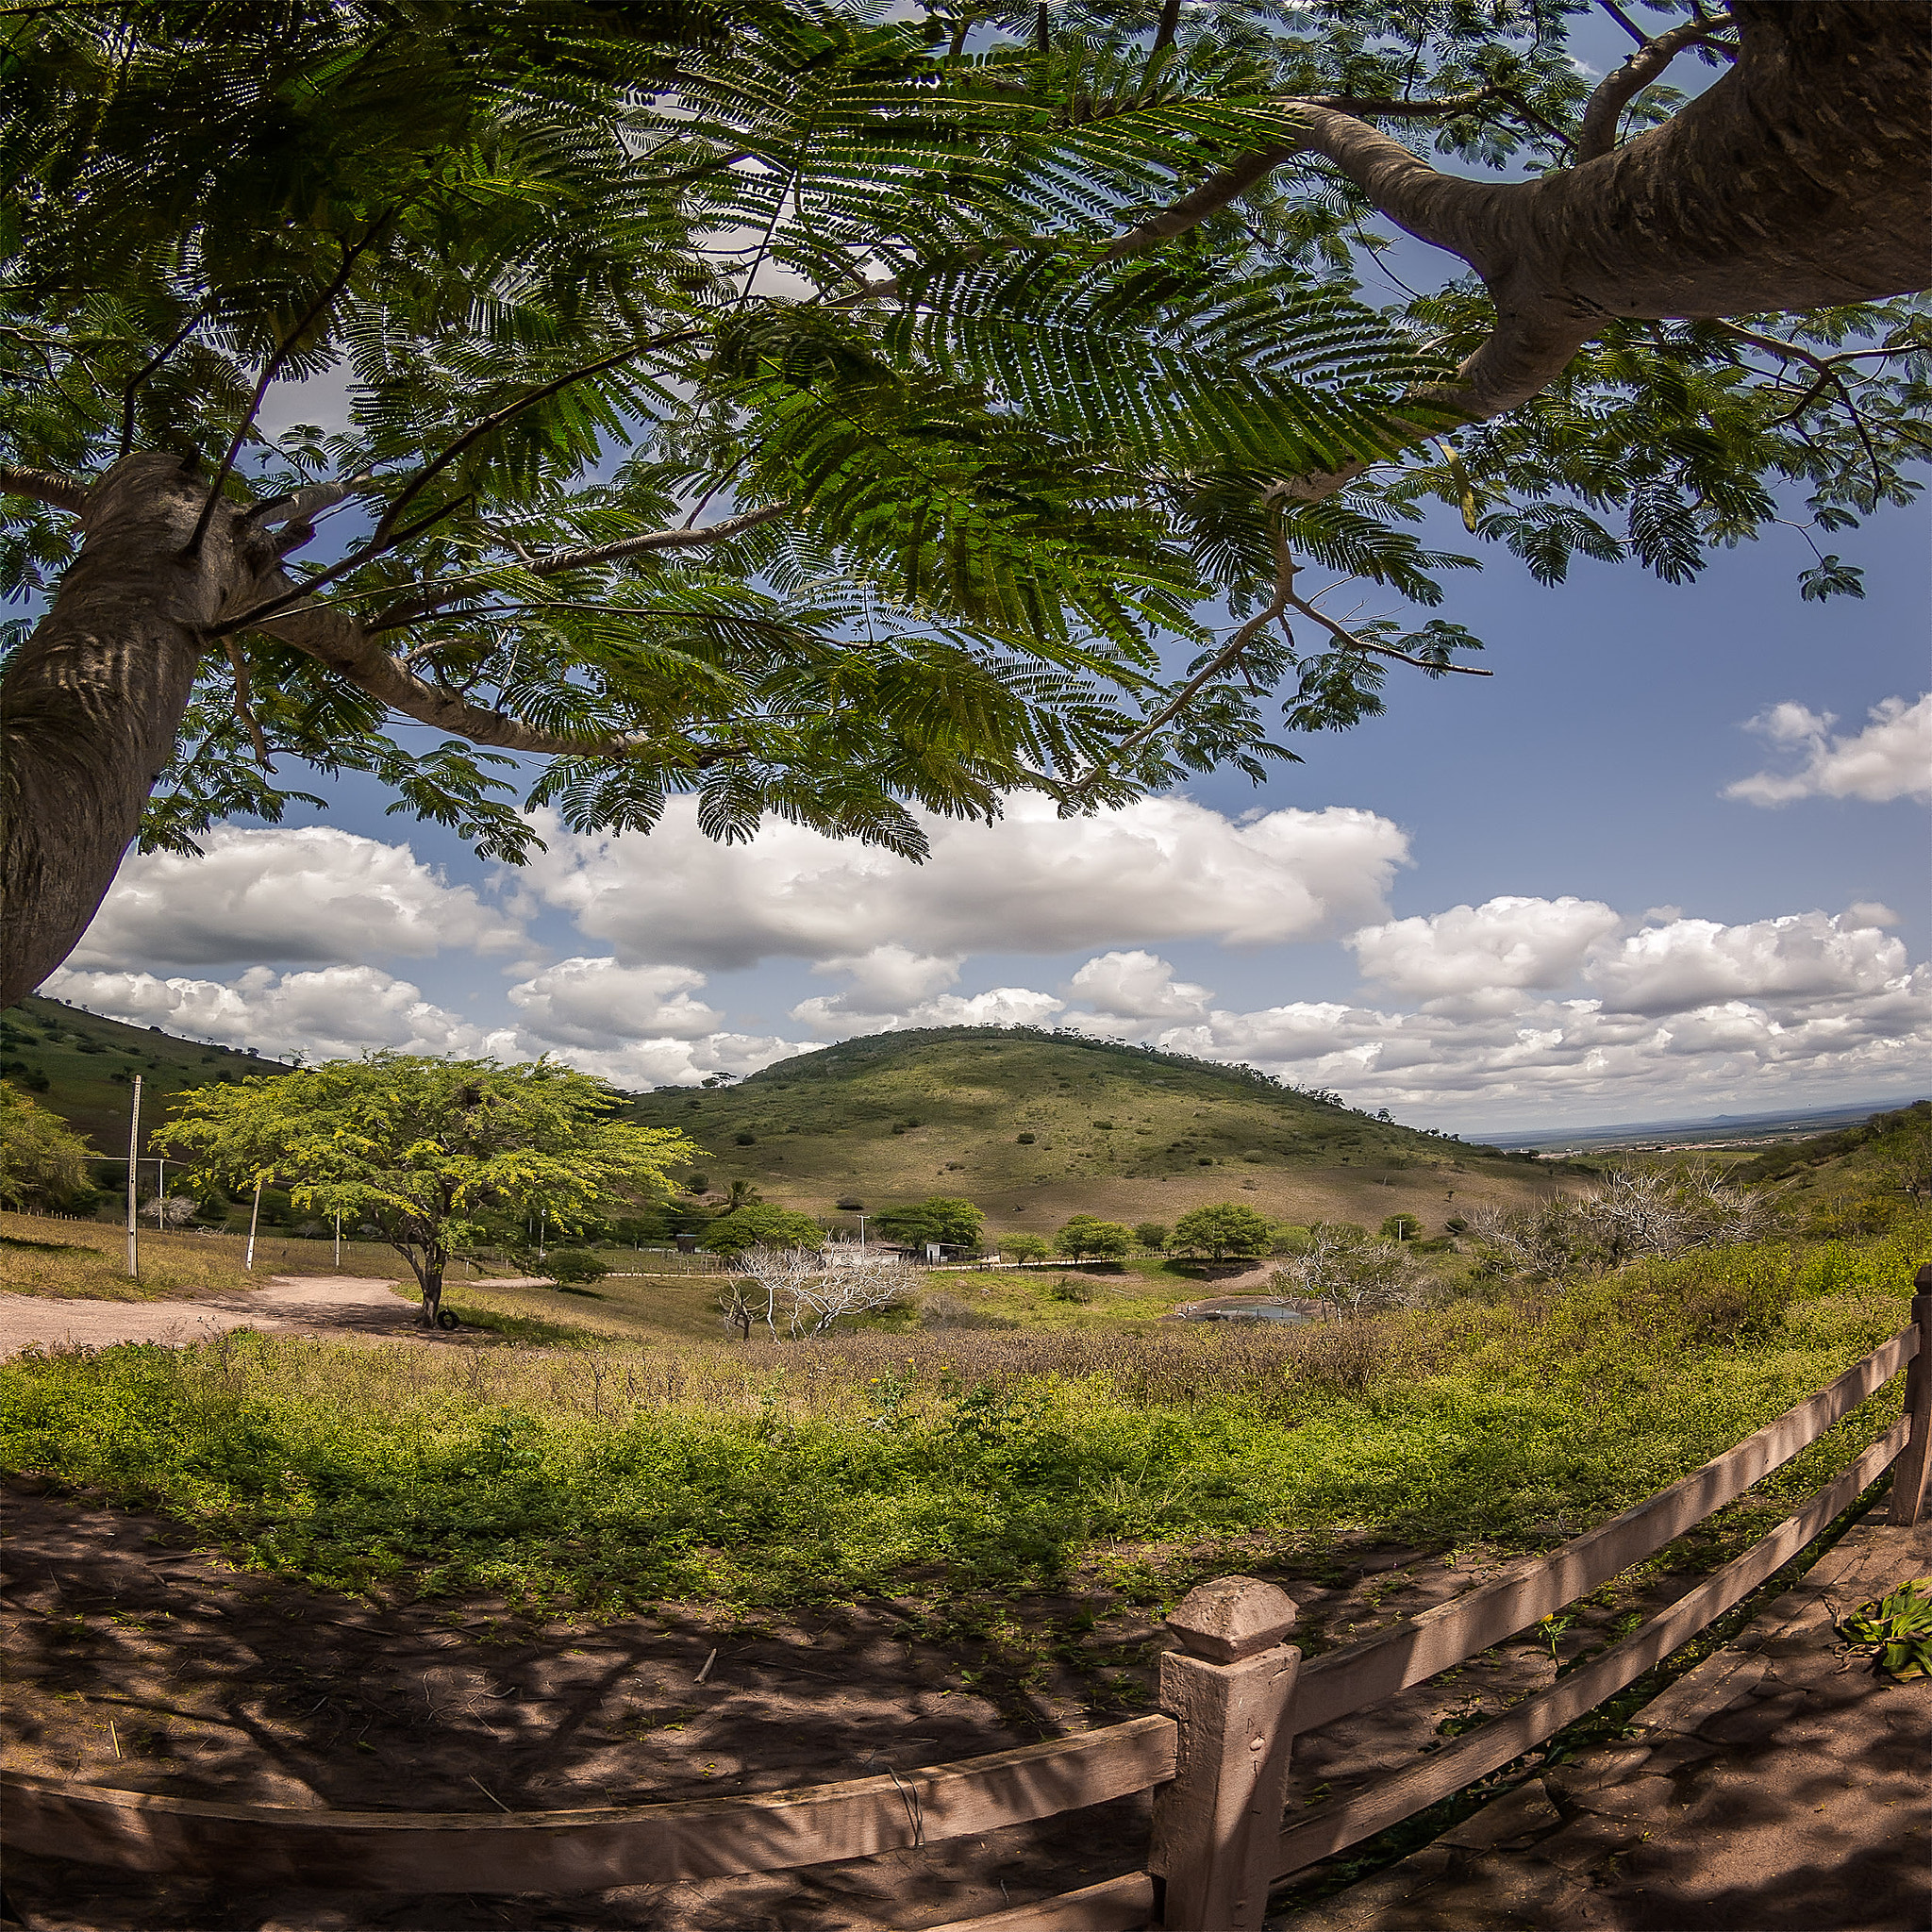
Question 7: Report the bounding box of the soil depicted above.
[0,1483,1758,1932]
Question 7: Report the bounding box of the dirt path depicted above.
[1273,1514,1932,1932]
[0,1275,425,1357]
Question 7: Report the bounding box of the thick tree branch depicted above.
[0,463,92,513]
[523,501,791,577]
[1576,17,1730,162]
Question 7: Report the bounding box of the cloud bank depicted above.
[1725,693,1932,806]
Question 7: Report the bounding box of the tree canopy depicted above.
[1054,1213,1133,1259]
[156,1053,694,1319]
[0,1079,94,1210]
[870,1194,987,1247]
[1172,1200,1274,1258]
[698,1201,824,1257]
[4,1,1925,1001]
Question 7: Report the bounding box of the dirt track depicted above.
[0,1276,425,1357]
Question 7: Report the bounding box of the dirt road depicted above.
[0,1276,424,1357]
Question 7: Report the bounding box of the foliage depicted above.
[0,1214,1916,1610]
[156,1054,691,1313]
[1837,1579,1932,1683]
[698,1203,824,1257]
[1055,1215,1133,1261]
[0,1080,93,1210]
[1380,1213,1421,1241]
[1003,1233,1051,1263]
[1134,1222,1169,1253]
[8,5,1924,890]
[870,1195,986,1249]
[1173,1200,1274,1259]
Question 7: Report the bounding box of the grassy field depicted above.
[4,1215,1921,1612]
[626,1026,1574,1236]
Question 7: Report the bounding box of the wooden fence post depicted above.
[1889,1270,1932,1526]
[1149,1576,1301,1932]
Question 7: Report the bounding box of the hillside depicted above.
[628,1026,1566,1239]
[0,995,282,1160]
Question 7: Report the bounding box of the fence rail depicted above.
[7,1280,1927,1932]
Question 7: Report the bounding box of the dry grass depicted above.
[0,1212,261,1302]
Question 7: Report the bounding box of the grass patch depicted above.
[0,1211,264,1302]
[2,1220,1920,1615]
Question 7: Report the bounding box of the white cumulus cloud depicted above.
[1063,950,1211,1022]
[1724,694,1932,806]
[526,794,1408,969]
[70,826,524,972]
[1347,896,1624,1002]
[1584,910,1907,1014]
[507,958,724,1048]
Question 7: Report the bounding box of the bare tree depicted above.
[1272,1224,1424,1321]
[721,1246,914,1340]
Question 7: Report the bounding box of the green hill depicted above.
[0,994,282,1160]
[629,1026,1563,1240]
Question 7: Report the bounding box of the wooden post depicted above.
[1889,1269,1932,1526]
[1149,1576,1301,1932]
[124,1076,142,1278]
[243,1175,264,1273]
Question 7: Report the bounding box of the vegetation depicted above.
[7,5,1926,1006]
[157,1055,694,1324]
[1055,1215,1134,1261]
[1174,1200,1275,1259]
[1,1215,1920,1611]
[1134,1223,1170,1254]
[0,1080,93,1210]
[870,1196,986,1249]
[698,1204,824,1258]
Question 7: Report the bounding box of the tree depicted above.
[1054,1214,1134,1260]
[0,1079,93,1209]
[1380,1213,1422,1241]
[157,1054,691,1324]
[1002,1232,1052,1263]
[721,1243,913,1338]
[699,1202,824,1258]
[537,1248,610,1287]
[4,4,1926,1003]
[870,1196,986,1249]
[1173,1201,1274,1260]
[1272,1224,1421,1320]
[1134,1222,1170,1253]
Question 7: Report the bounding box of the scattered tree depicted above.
[1133,1222,1170,1253]
[870,1196,985,1250]
[157,1055,691,1324]
[1002,1232,1051,1264]
[537,1248,609,1288]
[698,1203,824,1259]
[0,1080,92,1209]
[6,5,1928,1002]
[1054,1215,1134,1261]
[1173,1201,1275,1260]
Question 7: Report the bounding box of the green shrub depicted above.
[541,1249,609,1287]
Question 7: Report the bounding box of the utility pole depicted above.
[125,1075,142,1278]
[244,1174,264,1272]
[333,1210,341,1271]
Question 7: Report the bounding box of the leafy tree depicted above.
[1133,1221,1170,1252]
[1380,1213,1422,1241]
[1002,1232,1052,1263]
[4,3,1926,1000]
[1054,1214,1134,1260]
[0,1079,93,1208]
[157,1054,691,1324]
[538,1248,610,1287]
[698,1202,824,1257]
[870,1195,986,1248]
[1173,1201,1274,1259]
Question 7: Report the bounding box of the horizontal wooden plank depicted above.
[1274,1416,1907,1879]
[1,1715,1175,1895]
[1292,1327,1915,1732]
[914,1871,1157,1932]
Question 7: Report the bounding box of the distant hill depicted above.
[628,1025,1563,1239]
[0,994,282,1161]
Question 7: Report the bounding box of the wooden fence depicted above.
[7,1278,1927,1932]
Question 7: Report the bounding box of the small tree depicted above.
[699,1203,824,1259]
[158,1054,692,1324]
[1134,1222,1169,1253]
[1002,1232,1051,1264]
[1054,1215,1133,1261]
[722,1245,913,1339]
[870,1195,985,1250]
[1172,1202,1274,1261]
[1273,1225,1422,1321]
[0,1080,92,1209]
[539,1248,609,1288]
[1380,1214,1422,1241]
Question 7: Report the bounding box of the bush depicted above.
[1002,1233,1051,1263]
[1048,1274,1094,1303]
[700,1205,824,1257]
[1173,1202,1274,1260]
[734,1132,757,1145]
[540,1249,610,1287]
[1380,1214,1423,1241]
[1016,1132,1036,1144]
[871,1196,985,1248]
[1054,1215,1133,1261]
[1134,1223,1168,1253]
[918,1292,1020,1331]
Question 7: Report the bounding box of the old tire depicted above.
[435,1308,461,1331]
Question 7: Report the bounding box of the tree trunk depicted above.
[0,456,253,1005]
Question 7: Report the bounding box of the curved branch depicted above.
[1576,17,1731,162]
[0,464,92,513]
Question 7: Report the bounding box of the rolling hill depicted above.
[1,994,283,1161]
[627,1026,1567,1239]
